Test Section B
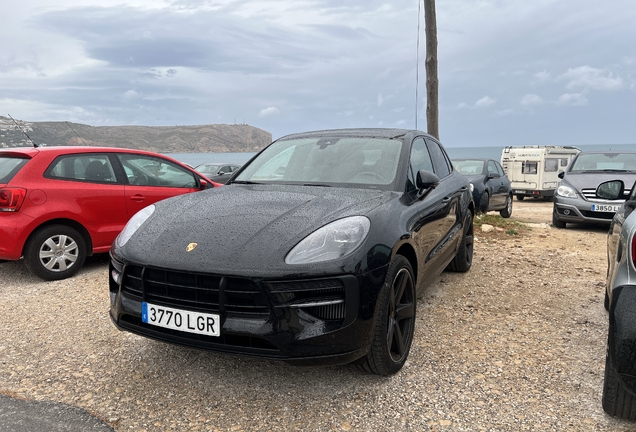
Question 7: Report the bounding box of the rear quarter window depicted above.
[0,156,30,184]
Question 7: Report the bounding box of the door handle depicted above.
[130,194,145,202]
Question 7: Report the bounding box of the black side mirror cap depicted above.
[558,171,565,179]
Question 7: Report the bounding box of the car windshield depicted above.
[570,153,636,172]
[233,136,403,187]
[0,156,29,184]
[196,164,221,174]
[453,160,485,175]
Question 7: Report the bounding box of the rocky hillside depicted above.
[0,116,271,153]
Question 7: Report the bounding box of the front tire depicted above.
[602,343,636,419]
[500,195,513,218]
[478,192,489,213]
[24,225,87,281]
[447,209,474,272]
[356,255,416,376]
[552,211,566,229]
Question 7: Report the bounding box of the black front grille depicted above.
[121,265,270,316]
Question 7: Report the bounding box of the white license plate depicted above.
[142,302,220,337]
[514,190,525,194]
[591,204,621,212]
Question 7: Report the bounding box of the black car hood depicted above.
[120,184,396,275]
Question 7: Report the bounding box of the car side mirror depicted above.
[596,180,624,200]
[558,171,565,179]
[487,173,500,180]
[199,179,209,190]
[416,170,440,189]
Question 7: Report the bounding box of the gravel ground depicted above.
[2,200,636,431]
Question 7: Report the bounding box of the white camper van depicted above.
[500,146,580,200]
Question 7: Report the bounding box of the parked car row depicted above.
[194,163,242,184]
[452,158,513,218]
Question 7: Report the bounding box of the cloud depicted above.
[560,66,623,91]
[124,90,139,100]
[474,96,496,108]
[520,94,543,106]
[258,107,280,118]
[377,93,384,107]
[557,93,588,106]
[535,70,551,82]
[493,108,514,117]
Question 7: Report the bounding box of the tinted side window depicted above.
[407,138,434,192]
[47,154,117,183]
[425,139,451,178]
[117,155,197,188]
[487,161,498,176]
[495,161,505,177]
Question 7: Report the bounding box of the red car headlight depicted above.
[0,188,27,212]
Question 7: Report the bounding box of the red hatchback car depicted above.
[0,146,218,280]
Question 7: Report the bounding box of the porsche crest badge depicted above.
[186,242,198,252]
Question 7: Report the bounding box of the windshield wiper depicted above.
[231,180,263,185]
[303,183,332,187]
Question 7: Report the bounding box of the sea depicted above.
[165,143,634,168]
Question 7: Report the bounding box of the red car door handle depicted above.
[130,195,145,202]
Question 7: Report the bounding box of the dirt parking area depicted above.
[1,200,635,431]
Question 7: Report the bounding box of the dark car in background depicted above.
[553,152,636,228]
[194,163,242,184]
[452,158,513,218]
[600,179,636,419]
[0,146,217,280]
[109,128,475,375]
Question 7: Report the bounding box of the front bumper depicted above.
[108,254,388,366]
[553,196,616,225]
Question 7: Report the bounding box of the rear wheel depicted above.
[500,195,513,218]
[602,342,636,419]
[516,194,525,201]
[24,225,87,281]
[447,209,474,272]
[604,289,610,311]
[356,255,416,376]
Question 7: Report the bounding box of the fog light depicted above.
[564,209,570,215]
[111,269,121,284]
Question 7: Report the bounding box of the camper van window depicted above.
[522,162,538,174]
[560,158,569,167]
[544,159,559,172]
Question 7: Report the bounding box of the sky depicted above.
[1,0,635,147]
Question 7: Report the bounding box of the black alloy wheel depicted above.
[356,255,416,376]
[24,225,87,281]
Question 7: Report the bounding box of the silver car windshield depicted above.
[234,136,402,186]
[571,153,636,172]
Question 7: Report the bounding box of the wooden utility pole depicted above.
[423,0,439,139]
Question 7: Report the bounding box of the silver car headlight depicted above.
[116,205,156,248]
[556,185,577,198]
[285,216,371,264]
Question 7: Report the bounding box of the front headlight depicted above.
[116,205,156,248]
[556,185,577,198]
[285,216,371,264]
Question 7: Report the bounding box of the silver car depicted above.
[601,179,636,419]
[552,152,636,228]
